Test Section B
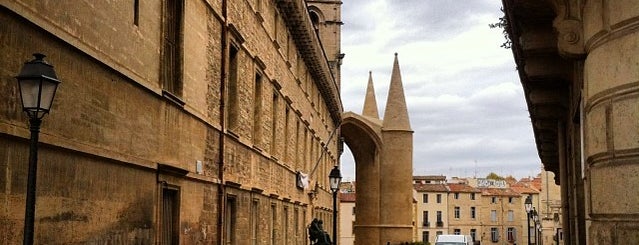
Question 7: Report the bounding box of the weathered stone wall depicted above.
[446,191,482,240]
[582,1,639,244]
[0,0,341,243]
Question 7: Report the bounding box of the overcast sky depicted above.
[338,0,542,181]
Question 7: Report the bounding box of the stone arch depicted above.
[307,6,324,29]
[339,54,414,244]
[340,112,383,244]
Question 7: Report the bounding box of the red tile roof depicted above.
[447,183,481,193]
[413,175,447,181]
[339,192,356,202]
[413,183,449,192]
[479,188,521,197]
[510,185,539,194]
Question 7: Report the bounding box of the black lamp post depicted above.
[532,208,539,245]
[554,213,560,245]
[525,195,533,245]
[329,166,342,245]
[16,53,61,245]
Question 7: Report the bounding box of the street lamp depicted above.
[532,208,539,245]
[16,53,61,245]
[554,213,560,245]
[329,166,342,245]
[525,195,533,245]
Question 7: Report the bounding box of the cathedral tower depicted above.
[380,53,414,242]
[306,0,344,87]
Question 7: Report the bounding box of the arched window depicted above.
[309,11,320,30]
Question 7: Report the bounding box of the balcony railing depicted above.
[436,221,444,227]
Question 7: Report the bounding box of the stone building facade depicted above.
[477,184,524,245]
[502,1,639,244]
[413,176,450,244]
[0,0,342,244]
[446,183,482,243]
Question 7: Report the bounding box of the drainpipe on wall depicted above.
[217,0,228,243]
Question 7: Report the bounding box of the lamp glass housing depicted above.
[328,166,342,193]
[524,195,533,213]
[16,53,60,119]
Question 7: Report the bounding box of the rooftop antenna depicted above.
[474,160,478,178]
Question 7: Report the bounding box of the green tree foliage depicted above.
[488,7,512,49]
[486,172,505,180]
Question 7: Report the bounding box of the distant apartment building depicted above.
[413,176,449,244]
[341,174,557,245]
[476,184,524,244]
[446,183,482,242]
[539,170,563,245]
[339,191,356,245]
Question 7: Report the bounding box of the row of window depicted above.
[422,208,518,224]
[422,193,476,203]
[244,196,311,245]
[492,227,518,242]
[227,41,336,188]
[160,0,333,148]
[162,184,315,244]
[422,193,519,204]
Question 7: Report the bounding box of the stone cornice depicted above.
[276,0,343,125]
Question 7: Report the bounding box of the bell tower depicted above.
[306,0,344,88]
[341,54,414,244]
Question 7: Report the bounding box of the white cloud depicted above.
[339,0,540,181]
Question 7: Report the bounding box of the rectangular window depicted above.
[303,129,308,170]
[295,120,300,165]
[161,0,183,96]
[227,45,240,130]
[471,207,476,219]
[436,211,443,227]
[294,208,299,243]
[423,193,428,203]
[491,210,497,222]
[284,106,290,162]
[436,194,442,203]
[283,206,289,244]
[225,196,237,245]
[507,227,516,242]
[509,197,514,203]
[251,199,259,245]
[303,210,307,240]
[470,193,476,200]
[353,206,356,215]
[273,10,279,41]
[256,0,262,13]
[491,227,499,242]
[161,186,180,244]
[436,231,443,236]
[470,229,476,241]
[422,231,429,242]
[271,93,279,154]
[133,0,140,26]
[491,196,497,203]
[454,193,459,199]
[454,229,461,235]
[271,204,277,245]
[454,207,460,219]
[422,211,429,226]
[507,210,514,222]
[253,72,263,143]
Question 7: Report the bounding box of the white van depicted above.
[434,234,474,245]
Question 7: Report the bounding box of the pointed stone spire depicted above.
[362,71,380,119]
[383,53,412,131]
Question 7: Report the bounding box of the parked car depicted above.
[434,234,474,245]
